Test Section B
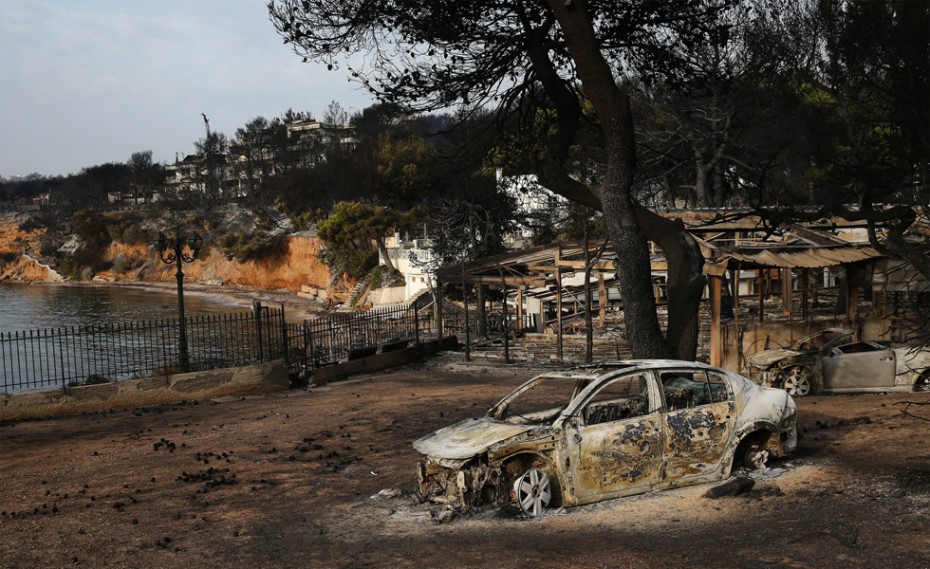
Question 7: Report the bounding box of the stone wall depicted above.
[0,360,289,421]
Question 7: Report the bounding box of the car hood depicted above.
[413,417,537,460]
[748,348,799,367]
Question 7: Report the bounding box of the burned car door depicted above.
[564,373,663,501]
[820,341,896,390]
[659,369,735,484]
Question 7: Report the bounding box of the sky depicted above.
[0,0,376,178]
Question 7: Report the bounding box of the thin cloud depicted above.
[0,0,374,177]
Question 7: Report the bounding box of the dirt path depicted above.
[2,357,930,568]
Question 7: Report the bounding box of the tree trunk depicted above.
[375,237,397,273]
[635,207,705,360]
[694,152,709,207]
[549,0,668,358]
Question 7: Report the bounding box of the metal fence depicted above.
[291,304,422,369]
[1,304,288,393]
[443,311,538,338]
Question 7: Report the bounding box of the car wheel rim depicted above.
[783,367,811,396]
[513,468,551,517]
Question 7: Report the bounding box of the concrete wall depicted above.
[720,316,895,377]
[0,360,290,421]
[308,336,458,385]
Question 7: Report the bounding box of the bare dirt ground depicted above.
[2,355,930,569]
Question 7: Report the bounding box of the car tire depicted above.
[741,443,769,471]
[914,370,930,392]
[780,365,817,396]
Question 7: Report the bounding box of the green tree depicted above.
[232,116,274,204]
[127,150,165,206]
[317,201,412,277]
[193,114,228,206]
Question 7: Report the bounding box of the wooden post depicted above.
[782,268,793,318]
[435,277,443,347]
[462,261,470,362]
[556,269,563,362]
[709,274,723,367]
[516,286,524,330]
[757,269,765,323]
[598,273,607,326]
[846,281,859,323]
[800,269,810,321]
[476,285,486,337]
[501,280,510,364]
[729,267,740,315]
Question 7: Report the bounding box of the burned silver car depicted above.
[414,360,797,516]
[748,329,930,396]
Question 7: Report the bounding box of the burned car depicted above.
[414,360,797,516]
[748,329,930,396]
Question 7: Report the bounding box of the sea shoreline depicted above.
[9,280,328,324]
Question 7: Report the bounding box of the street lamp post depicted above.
[152,228,203,373]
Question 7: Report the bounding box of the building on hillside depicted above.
[161,119,358,203]
[497,169,568,246]
[286,119,356,147]
[380,231,435,302]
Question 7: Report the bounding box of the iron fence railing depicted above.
[293,304,422,368]
[1,299,437,394]
[442,311,538,338]
[1,305,288,394]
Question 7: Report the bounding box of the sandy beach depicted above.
[74,280,330,324]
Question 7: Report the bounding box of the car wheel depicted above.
[914,370,930,392]
[512,468,551,517]
[741,443,770,471]
[781,365,815,396]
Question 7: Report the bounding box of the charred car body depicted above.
[748,329,930,396]
[414,360,797,516]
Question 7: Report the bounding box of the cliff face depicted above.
[0,214,333,293]
[99,234,333,292]
[0,214,64,282]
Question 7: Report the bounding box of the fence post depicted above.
[304,319,314,368]
[253,300,264,362]
[279,303,288,360]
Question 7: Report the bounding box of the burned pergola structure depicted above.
[434,240,622,363]
[698,229,883,366]
[433,210,925,373]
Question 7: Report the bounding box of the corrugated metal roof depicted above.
[709,244,883,269]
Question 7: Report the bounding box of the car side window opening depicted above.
[581,374,650,426]
[660,371,730,411]
[496,376,582,424]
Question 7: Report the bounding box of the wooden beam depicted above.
[467,275,547,286]
[709,274,723,367]
[553,259,616,270]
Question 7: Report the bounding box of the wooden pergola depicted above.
[435,218,893,368]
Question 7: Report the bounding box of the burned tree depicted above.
[269,0,731,359]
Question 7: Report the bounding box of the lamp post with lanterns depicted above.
[152,228,203,373]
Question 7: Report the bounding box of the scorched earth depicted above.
[1,355,929,569]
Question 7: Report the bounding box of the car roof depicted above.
[535,359,722,381]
